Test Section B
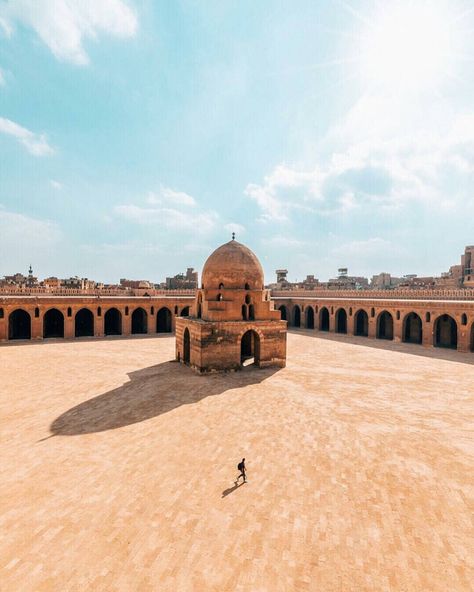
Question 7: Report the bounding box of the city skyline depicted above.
[2,1,474,282]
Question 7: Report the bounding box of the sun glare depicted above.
[359,3,456,91]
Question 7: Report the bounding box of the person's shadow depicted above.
[50,361,277,436]
[222,480,246,498]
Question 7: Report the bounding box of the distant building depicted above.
[461,245,474,287]
[371,273,403,289]
[120,278,154,290]
[62,277,97,290]
[327,268,369,290]
[166,268,198,290]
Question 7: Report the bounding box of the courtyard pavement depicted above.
[1,332,473,591]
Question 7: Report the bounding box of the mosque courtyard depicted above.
[1,332,473,591]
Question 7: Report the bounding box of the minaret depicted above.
[28,264,33,286]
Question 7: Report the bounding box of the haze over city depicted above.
[2,1,474,282]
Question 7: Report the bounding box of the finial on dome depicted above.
[232,232,235,240]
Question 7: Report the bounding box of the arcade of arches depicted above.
[2,294,474,354]
[0,298,193,342]
[275,300,474,353]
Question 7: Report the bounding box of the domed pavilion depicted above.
[176,236,287,372]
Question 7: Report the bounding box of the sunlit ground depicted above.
[1,333,473,591]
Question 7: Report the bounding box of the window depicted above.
[461,313,467,325]
[0,308,3,319]
[396,311,400,320]
[35,307,39,318]
[125,306,129,316]
[97,306,102,317]
[67,307,72,317]
[426,312,431,322]
[219,283,224,289]
[245,294,251,304]
[151,306,154,315]
[371,308,375,318]
[245,283,250,290]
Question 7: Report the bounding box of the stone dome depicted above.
[201,240,265,290]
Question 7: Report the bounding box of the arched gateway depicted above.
[9,309,31,340]
[43,308,64,338]
[175,238,286,372]
[240,330,260,366]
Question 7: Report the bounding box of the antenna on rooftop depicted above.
[232,232,235,240]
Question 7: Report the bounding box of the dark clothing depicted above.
[237,460,246,482]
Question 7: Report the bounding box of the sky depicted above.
[1,0,474,284]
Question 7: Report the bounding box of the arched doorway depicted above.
[157,307,172,332]
[434,314,457,349]
[180,306,190,317]
[293,306,301,328]
[354,309,368,336]
[43,308,64,338]
[470,323,474,353]
[183,328,191,364]
[319,307,330,331]
[8,309,31,340]
[335,308,347,334]
[305,306,314,329]
[104,308,122,335]
[403,312,422,344]
[377,311,393,340]
[279,305,287,321]
[131,308,147,334]
[75,308,94,337]
[240,330,260,366]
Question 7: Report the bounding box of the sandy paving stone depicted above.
[0,332,473,591]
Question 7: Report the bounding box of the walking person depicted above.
[237,458,246,483]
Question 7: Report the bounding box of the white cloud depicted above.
[114,204,217,235]
[0,117,55,156]
[0,207,62,270]
[331,237,392,257]
[147,185,196,207]
[50,179,62,190]
[246,93,474,222]
[262,235,306,248]
[0,0,138,65]
[224,222,245,237]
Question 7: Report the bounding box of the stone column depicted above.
[347,312,354,336]
[31,310,43,340]
[64,314,75,339]
[393,318,403,343]
[95,312,104,338]
[422,319,433,348]
[0,317,7,341]
[329,310,336,333]
[368,316,376,339]
[123,310,131,336]
[458,327,470,353]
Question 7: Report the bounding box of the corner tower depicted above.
[176,238,287,372]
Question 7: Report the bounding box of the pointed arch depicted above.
[43,308,64,338]
[354,309,368,337]
[157,307,172,333]
[434,314,457,349]
[8,309,31,340]
[377,311,393,340]
[402,312,422,344]
[335,308,347,334]
[319,307,330,331]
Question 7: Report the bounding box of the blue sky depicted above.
[1,0,474,283]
